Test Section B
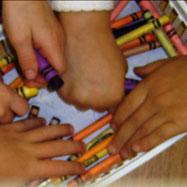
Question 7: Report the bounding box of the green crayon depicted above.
[143,11,177,57]
[116,15,170,46]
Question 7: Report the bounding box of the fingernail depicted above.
[108,145,117,155]
[132,144,141,152]
[25,69,36,80]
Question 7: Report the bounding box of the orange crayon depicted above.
[110,0,130,21]
[111,10,144,29]
[81,154,122,182]
[73,114,112,141]
[77,136,113,163]
[9,77,24,89]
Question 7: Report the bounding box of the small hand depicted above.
[0,118,85,182]
[3,1,65,82]
[109,56,187,159]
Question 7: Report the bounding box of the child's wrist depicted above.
[49,0,114,12]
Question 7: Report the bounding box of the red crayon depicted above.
[111,10,144,29]
[137,0,187,55]
[0,63,15,75]
[120,33,156,51]
[110,0,130,21]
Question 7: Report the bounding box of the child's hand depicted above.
[109,56,187,159]
[0,118,85,182]
[0,82,28,123]
[57,11,126,111]
[3,1,65,81]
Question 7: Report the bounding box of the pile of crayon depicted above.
[38,1,187,187]
[1,0,187,187]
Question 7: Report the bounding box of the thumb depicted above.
[134,61,164,77]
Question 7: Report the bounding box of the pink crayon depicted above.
[136,0,187,55]
[110,0,130,21]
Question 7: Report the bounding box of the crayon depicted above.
[137,0,187,55]
[80,154,122,182]
[35,50,64,91]
[125,78,140,94]
[116,15,170,46]
[113,18,148,38]
[28,105,40,118]
[123,41,160,57]
[73,114,112,141]
[111,10,144,29]
[120,33,156,51]
[86,127,114,151]
[77,136,113,163]
[0,54,15,68]
[9,77,24,89]
[49,117,61,125]
[110,0,130,21]
[143,11,177,57]
[16,86,39,99]
[68,127,113,162]
[165,24,187,55]
[0,63,15,75]
[84,149,108,167]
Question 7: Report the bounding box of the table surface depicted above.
[108,136,187,187]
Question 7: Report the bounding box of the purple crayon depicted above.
[35,49,64,90]
[125,78,140,94]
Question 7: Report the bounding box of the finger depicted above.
[14,36,38,80]
[132,122,184,152]
[10,91,29,116]
[120,112,167,159]
[7,118,46,132]
[126,112,167,150]
[111,82,148,130]
[24,75,47,88]
[25,124,74,142]
[33,160,85,179]
[35,29,65,75]
[134,61,164,78]
[33,140,85,158]
[0,109,14,124]
[109,97,155,154]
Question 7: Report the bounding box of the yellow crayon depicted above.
[116,15,170,46]
[16,86,39,99]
